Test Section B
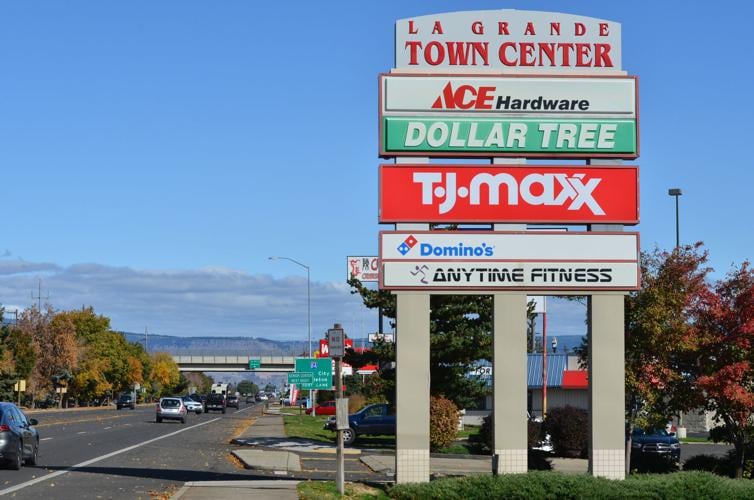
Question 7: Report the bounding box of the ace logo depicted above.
[431,82,495,109]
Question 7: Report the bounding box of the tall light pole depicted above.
[668,188,682,249]
[268,256,311,357]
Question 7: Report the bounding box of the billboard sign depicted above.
[395,10,621,73]
[347,256,379,282]
[379,164,639,224]
[379,231,639,291]
[381,75,636,117]
[379,74,637,158]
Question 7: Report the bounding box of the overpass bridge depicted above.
[173,355,296,373]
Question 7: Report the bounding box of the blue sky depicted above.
[1,1,752,341]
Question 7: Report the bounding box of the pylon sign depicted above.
[379,74,638,158]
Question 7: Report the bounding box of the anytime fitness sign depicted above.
[379,74,637,158]
[395,10,621,72]
[379,165,638,224]
[379,231,640,291]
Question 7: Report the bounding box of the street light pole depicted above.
[269,256,313,414]
[668,188,682,249]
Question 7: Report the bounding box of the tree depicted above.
[237,380,259,396]
[622,244,710,472]
[149,352,180,397]
[17,305,80,405]
[694,261,754,478]
[347,277,491,409]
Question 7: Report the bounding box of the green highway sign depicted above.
[248,359,261,370]
[287,372,314,385]
[294,358,333,390]
[382,118,637,157]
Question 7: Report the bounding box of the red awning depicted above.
[562,370,588,389]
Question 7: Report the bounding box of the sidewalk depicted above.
[171,480,299,500]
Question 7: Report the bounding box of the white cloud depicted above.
[0,259,376,341]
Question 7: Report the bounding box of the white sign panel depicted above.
[396,10,622,74]
[528,296,546,314]
[381,231,638,261]
[381,75,636,118]
[347,256,379,282]
[379,231,639,291]
[382,261,639,291]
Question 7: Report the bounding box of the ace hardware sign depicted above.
[379,74,638,158]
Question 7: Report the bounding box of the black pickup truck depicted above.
[204,393,227,414]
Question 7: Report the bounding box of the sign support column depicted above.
[395,291,430,483]
[588,293,626,479]
[493,292,528,474]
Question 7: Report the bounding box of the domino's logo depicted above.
[397,235,418,255]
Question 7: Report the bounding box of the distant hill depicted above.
[121,332,310,356]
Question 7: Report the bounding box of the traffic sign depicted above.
[249,359,261,370]
[295,358,333,390]
[288,372,314,385]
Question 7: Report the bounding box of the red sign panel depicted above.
[379,165,638,224]
[318,338,354,358]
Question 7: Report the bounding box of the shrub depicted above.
[544,406,588,458]
[347,393,366,414]
[479,413,546,451]
[684,454,733,476]
[389,471,754,500]
[430,395,459,451]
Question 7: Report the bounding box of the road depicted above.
[0,403,263,499]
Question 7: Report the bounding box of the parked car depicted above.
[630,427,681,466]
[227,395,240,409]
[182,396,203,415]
[0,402,39,469]
[205,393,227,414]
[116,394,135,410]
[156,397,188,424]
[325,403,395,446]
[306,400,336,416]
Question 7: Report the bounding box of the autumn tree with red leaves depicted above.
[693,261,754,478]
[623,243,711,472]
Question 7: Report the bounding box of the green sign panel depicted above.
[248,359,261,370]
[294,358,333,390]
[382,118,637,156]
[287,372,314,385]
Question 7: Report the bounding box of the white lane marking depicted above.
[104,426,112,430]
[0,418,221,496]
[77,431,86,435]
[40,438,53,441]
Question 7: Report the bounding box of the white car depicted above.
[182,396,203,415]
[156,397,188,424]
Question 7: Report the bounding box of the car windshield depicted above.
[161,399,181,408]
[633,428,672,437]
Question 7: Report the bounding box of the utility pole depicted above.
[31,279,50,310]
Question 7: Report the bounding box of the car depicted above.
[325,403,395,446]
[0,402,39,470]
[205,393,227,414]
[227,395,240,409]
[245,395,256,404]
[256,393,268,402]
[306,400,336,416]
[182,396,203,415]
[630,427,681,467]
[156,397,188,424]
[116,393,135,410]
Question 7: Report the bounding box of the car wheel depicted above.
[181,417,186,424]
[342,428,356,446]
[196,410,202,415]
[156,417,162,423]
[26,442,38,466]
[222,409,226,414]
[10,441,22,470]
[130,405,135,410]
